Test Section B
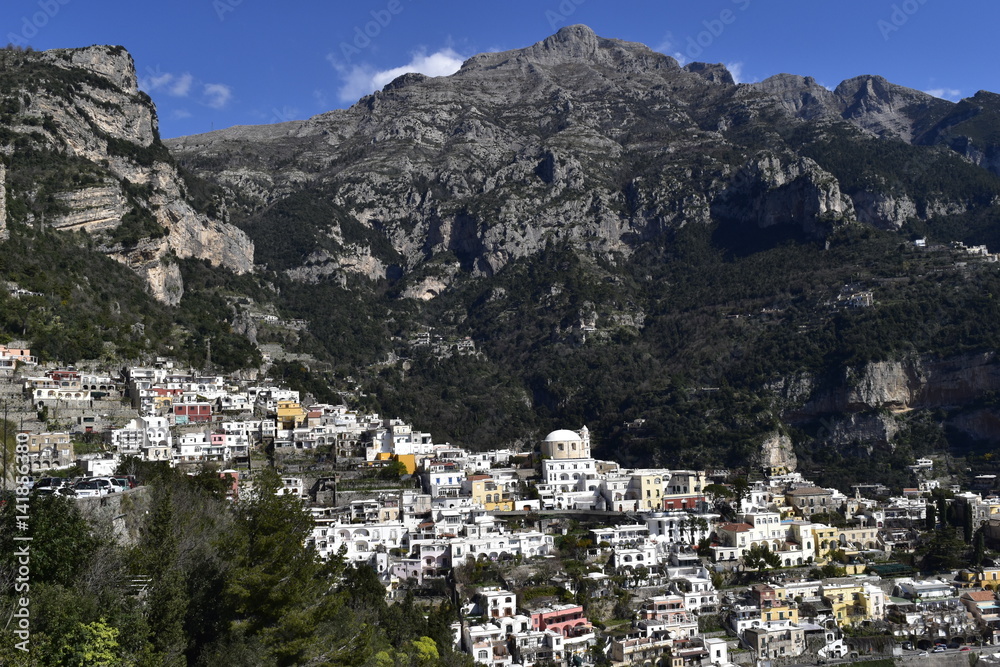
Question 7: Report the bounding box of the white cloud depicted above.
[171,109,192,119]
[203,83,233,109]
[330,48,465,103]
[726,62,744,84]
[652,33,688,65]
[169,73,193,97]
[139,70,194,98]
[925,87,962,101]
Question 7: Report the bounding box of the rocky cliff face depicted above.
[712,153,855,237]
[759,432,798,472]
[167,26,998,291]
[779,352,1000,447]
[0,45,254,304]
[793,353,1000,416]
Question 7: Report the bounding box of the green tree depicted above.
[732,477,750,514]
[970,532,986,569]
[742,544,781,575]
[222,468,323,664]
[0,493,97,587]
[57,619,123,667]
[136,485,188,666]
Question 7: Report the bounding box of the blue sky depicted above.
[3,0,997,138]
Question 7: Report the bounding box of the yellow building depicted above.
[812,525,880,560]
[811,525,839,562]
[21,432,74,470]
[762,602,799,624]
[629,472,665,511]
[956,568,1000,589]
[153,395,174,412]
[276,400,306,429]
[467,475,515,512]
[821,581,885,625]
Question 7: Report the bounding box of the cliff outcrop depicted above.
[0,45,253,304]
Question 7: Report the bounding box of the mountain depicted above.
[168,25,1000,288]
[7,31,1000,488]
[0,45,262,369]
[0,44,253,303]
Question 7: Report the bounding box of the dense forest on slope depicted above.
[0,470,469,666]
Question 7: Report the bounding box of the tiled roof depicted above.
[719,522,752,532]
[965,591,996,602]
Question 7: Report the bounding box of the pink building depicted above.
[639,595,691,624]
[530,604,592,638]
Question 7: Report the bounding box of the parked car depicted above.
[918,651,928,657]
[112,476,137,490]
[34,477,66,490]
[961,647,971,652]
[932,646,946,653]
[109,478,128,493]
[73,478,114,498]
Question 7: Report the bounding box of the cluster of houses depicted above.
[12,354,1000,664]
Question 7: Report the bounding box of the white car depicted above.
[73,478,114,498]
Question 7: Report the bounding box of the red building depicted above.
[174,402,213,423]
[47,369,81,384]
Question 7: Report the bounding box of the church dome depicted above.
[544,429,581,442]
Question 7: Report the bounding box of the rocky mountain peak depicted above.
[42,44,140,98]
[834,74,944,140]
[538,24,601,56]
[459,23,677,78]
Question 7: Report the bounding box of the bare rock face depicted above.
[2,45,253,300]
[760,432,797,472]
[713,153,855,236]
[850,191,919,230]
[51,184,128,232]
[751,74,840,121]
[819,354,1000,413]
[816,412,900,454]
[165,25,998,296]
[284,246,389,284]
[847,360,919,410]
